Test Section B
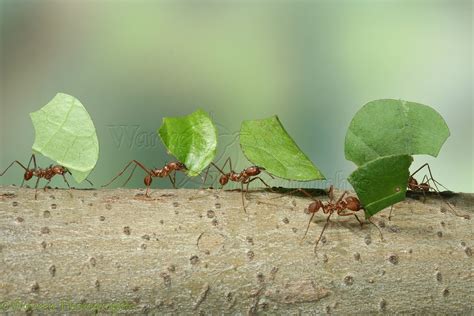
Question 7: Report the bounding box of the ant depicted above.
[389,163,468,220]
[0,154,93,199]
[204,157,274,212]
[273,186,383,252]
[102,160,186,197]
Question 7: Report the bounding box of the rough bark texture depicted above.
[0,186,472,314]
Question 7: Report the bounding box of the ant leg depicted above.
[62,174,74,197]
[241,182,247,213]
[249,176,274,191]
[388,205,394,221]
[122,164,137,187]
[336,209,364,227]
[300,213,316,242]
[20,154,36,187]
[1,160,28,176]
[314,212,334,253]
[368,217,384,242]
[327,185,335,203]
[102,160,151,187]
[33,177,41,200]
[168,172,177,189]
[335,190,349,204]
[200,165,212,188]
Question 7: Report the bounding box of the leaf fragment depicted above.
[345,99,450,166]
[348,154,413,217]
[158,109,217,176]
[240,115,324,181]
[30,93,99,183]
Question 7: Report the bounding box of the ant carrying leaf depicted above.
[389,163,469,220]
[1,154,93,199]
[270,185,383,253]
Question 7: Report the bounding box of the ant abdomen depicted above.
[244,166,261,177]
[345,197,362,212]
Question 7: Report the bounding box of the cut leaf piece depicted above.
[158,109,217,176]
[345,99,450,166]
[30,93,99,183]
[348,154,413,218]
[240,115,325,181]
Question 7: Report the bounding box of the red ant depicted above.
[102,160,186,197]
[389,163,468,220]
[274,185,383,252]
[204,157,274,212]
[0,154,93,199]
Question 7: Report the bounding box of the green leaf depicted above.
[240,115,325,181]
[158,109,217,176]
[348,154,413,218]
[30,93,99,183]
[345,99,450,166]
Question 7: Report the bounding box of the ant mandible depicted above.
[102,160,186,197]
[0,154,93,199]
[205,157,273,212]
[389,163,468,220]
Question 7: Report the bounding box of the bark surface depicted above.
[0,186,472,314]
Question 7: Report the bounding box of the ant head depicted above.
[165,162,185,171]
[144,175,153,186]
[219,174,229,186]
[408,176,418,186]
[244,166,262,177]
[24,170,33,181]
[345,196,362,212]
[308,200,323,213]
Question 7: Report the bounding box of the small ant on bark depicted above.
[0,154,93,199]
[274,185,383,252]
[389,163,468,220]
[203,157,274,212]
[102,160,186,197]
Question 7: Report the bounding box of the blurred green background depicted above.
[1,0,472,192]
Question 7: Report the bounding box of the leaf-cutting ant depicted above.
[203,157,274,212]
[273,185,383,252]
[389,163,468,220]
[0,154,93,199]
[102,160,186,197]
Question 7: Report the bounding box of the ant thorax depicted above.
[230,172,241,182]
